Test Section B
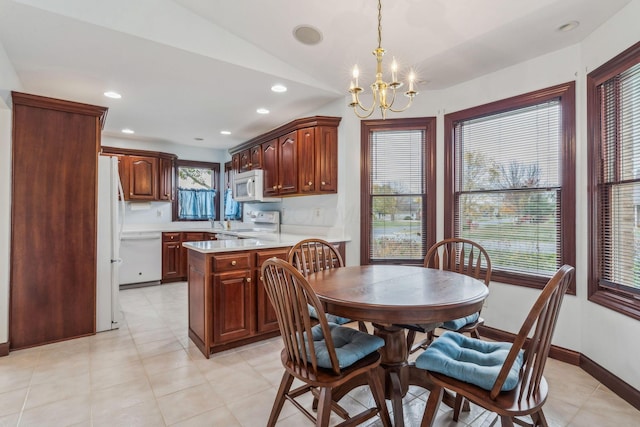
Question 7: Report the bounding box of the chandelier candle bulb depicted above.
[391,57,398,82]
[352,65,359,88]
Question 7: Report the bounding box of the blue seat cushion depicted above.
[442,311,480,331]
[308,304,351,325]
[306,323,384,369]
[415,331,524,391]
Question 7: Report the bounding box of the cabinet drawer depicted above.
[256,248,290,266]
[163,232,181,242]
[184,232,205,241]
[212,253,252,272]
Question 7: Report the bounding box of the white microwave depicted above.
[232,169,281,202]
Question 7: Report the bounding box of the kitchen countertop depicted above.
[182,231,349,254]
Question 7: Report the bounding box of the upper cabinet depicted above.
[127,155,158,200]
[229,116,341,198]
[102,147,176,201]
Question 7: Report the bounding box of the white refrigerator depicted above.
[96,155,124,332]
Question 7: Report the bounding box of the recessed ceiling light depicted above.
[271,84,287,93]
[293,25,323,45]
[557,21,579,32]
[121,128,134,134]
[256,108,270,115]
[220,131,231,135]
[194,137,204,141]
[104,91,121,99]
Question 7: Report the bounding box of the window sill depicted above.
[589,289,640,322]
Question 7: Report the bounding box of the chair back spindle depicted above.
[262,258,341,376]
[288,238,344,277]
[424,237,492,285]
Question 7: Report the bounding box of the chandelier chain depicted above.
[377,0,382,49]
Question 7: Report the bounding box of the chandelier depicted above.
[348,0,418,119]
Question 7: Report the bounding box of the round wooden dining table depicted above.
[305,264,489,427]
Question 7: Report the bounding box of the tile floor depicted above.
[0,282,638,426]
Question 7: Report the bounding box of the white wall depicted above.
[0,39,22,346]
[0,102,11,346]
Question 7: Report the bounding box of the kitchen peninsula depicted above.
[184,234,347,358]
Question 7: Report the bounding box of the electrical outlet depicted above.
[281,207,285,218]
[314,208,321,217]
[156,209,162,217]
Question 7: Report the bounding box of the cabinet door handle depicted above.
[278,185,282,189]
[246,277,251,282]
[272,185,277,190]
[321,181,326,185]
[308,181,312,186]
[231,260,237,266]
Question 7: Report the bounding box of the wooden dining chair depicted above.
[288,239,368,333]
[403,238,492,354]
[261,258,392,427]
[416,264,575,427]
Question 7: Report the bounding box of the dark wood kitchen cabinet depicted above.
[127,155,158,200]
[187,242,346,357]
[101,147,176,201]
[229,116,340,198]
[159,154,174,201]
[162,232,183,282]
[262,131,298,197]
[10,92,108,350]
[162,232,215,283]
[212,253,254,343]
[255,249,287,333]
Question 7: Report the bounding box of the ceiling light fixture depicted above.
[271,84,287,93]
[121,128,134,134]
[256,108,270,115]
[220,131,231,135]
[348,0,418,119]
[104,91,121,99]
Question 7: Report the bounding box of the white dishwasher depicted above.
[119,231,162,286]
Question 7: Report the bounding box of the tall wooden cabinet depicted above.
[10,92,107,350]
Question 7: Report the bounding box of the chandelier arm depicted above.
[352,105,377,119]
[388,96,415,113]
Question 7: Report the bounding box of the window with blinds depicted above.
[445,83,575,288]
[361,118,436,264]
[588,41,640,319]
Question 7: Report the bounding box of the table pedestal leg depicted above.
[373,323,408,427]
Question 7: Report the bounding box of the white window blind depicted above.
[598,62,640,293]
[369,129,426,261]
[454,101,562,277]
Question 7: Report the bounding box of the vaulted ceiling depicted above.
[0,0,632,149]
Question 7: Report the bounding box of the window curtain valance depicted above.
[178,188,217,220]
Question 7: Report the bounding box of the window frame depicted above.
[587,41,640,320]
[172,159,220,222]
[360,117,437,265]
[444,82,576,291]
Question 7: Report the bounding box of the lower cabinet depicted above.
[187,242,346,358]
[187,247,287,357]
[162,232,183,281]
[162,232,216,283]
[255,249,288,333]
